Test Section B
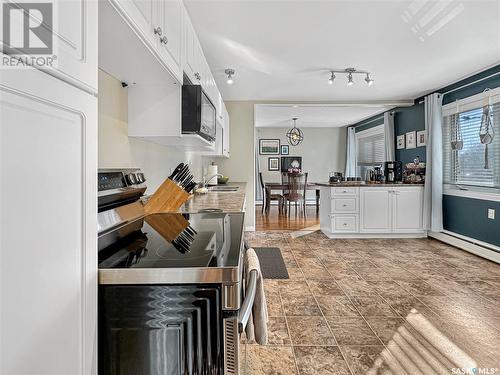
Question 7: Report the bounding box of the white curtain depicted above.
[345,127,357,177]
[424,93,444,232]
[384,112,395,161]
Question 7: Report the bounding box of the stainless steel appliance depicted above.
[329,172,343,183]
[97,169,252,375]
[182,84,216,142]
[384,161,403,183]
[367,166,384,183]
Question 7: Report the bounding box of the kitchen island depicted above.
[318,182,426,238]
[180,182,247,213]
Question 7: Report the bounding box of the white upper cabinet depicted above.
[111,0,155,47]
[0,0,97,94]
[110,0,183,82]
[153,0,183,80]
[222,105,230,157]
[0,66,97,375]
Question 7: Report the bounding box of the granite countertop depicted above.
[180,182,247,213]
[315,182,425,187]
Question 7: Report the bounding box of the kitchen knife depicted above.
[181,175,193,189]
[168,163,184,180]
[176,165,190,183]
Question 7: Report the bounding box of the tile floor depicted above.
[241,230,500,375]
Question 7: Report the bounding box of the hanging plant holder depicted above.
[479,90,495,169]
[450,101,463,151]
[286,118,304,146]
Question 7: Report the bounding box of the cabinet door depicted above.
[0,67,97,374]
[359,188,391,232]
[222,106,230,157]
[392,187,423,232]
[183,7,196,81]
[0,0,97,94]
[113,0,155,47]
[155,0,182,81]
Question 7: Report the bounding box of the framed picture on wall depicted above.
[281,145,289,155]
[259,139,280,155]
[268,157,280,171]
[417,130,426,147]
[397,134,405,149]
[281,156,302,172]
[406,131,416,149]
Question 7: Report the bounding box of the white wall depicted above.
[256,126,347,200]
[98,69,203,193]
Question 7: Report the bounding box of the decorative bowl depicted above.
[217,176,229,184]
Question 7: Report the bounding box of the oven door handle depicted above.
[238,269,258,333]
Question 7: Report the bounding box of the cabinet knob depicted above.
[154,26,162,36]
[160,36,168,44]
[342,204,347,207]
[343,223,347,226]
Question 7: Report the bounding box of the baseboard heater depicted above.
[429,230,500,264]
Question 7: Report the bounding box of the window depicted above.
[356,125,385,178]
[442,90,500,189]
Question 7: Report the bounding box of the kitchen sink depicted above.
[208,186,239,192]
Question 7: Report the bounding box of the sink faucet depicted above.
[202,173,223,188]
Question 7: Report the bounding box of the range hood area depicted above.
[98,0,215,151]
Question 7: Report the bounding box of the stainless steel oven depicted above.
[97,169,253,375]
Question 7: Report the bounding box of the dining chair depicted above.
[259,172,284,215]
[283,172,308,217]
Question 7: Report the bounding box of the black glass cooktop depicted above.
[98,212,244,269]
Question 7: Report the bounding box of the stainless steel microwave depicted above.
[182,84,216,142]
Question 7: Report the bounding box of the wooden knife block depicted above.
[145,214,189,242]
[144,179,192,214]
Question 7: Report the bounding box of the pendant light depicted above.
[286,118,304,146]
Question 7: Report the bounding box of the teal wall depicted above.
[351,64,500,249]
[394,103,425,164]
[443,195,500,247]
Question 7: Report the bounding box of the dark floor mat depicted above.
[253,247,289,279]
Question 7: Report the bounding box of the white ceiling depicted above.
[184,0,500,102]
[255,104,398,128]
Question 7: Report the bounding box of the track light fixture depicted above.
[365,73,374,86]
[327,68,374,86]
[328,71,335,85]
[347,72,354,86]
[225,68,235,85]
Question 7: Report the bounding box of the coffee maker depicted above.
[384,161,403,183]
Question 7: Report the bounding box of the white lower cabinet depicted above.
[331,215,358,233]
[392,187,424,232]
[0,68,97,374]
[359,188,392,232]
[320,185,424,238]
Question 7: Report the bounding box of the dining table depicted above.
[263,182,321,215]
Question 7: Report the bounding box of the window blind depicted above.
[356,125,385,166]
[443,103,500,189]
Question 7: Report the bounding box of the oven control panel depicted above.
[98,172,126,191]
[98,171,147,191]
